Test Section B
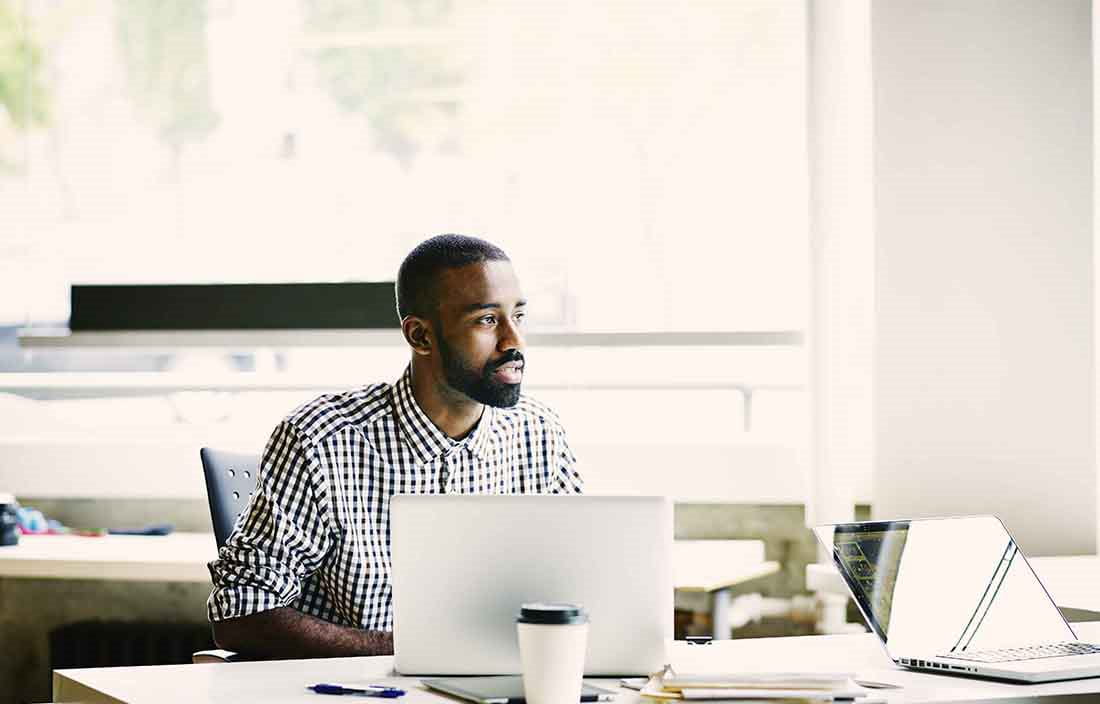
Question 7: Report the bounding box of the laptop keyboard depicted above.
[940,642,1100,663]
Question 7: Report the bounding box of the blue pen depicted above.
[309,683,406,698]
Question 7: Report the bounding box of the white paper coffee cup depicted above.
[516,603,589,704]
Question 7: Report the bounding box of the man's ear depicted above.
[401,315,434,356]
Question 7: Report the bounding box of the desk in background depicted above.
[0,532,215,581]
[0,534,777,640]
[673,539,781,639]
[55,622,1100,704]
[808,555,1100,614]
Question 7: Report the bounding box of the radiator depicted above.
[49,620,215,671]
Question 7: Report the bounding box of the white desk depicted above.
[1025,556,1100,613]
[674,540,779,592]
[673,540,781,639]
[0,534,776,644]
[0,532,216,581]
[0,534,778,646]
[0,534,776,594]
[808,555,1100,613]
[55,623,1100,704]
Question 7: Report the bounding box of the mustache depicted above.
[489,350,525,371]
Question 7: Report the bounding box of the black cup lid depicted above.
[516,602,588,625]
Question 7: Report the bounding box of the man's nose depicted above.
[497,316,524,352]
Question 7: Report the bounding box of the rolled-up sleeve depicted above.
[207,421,333,622]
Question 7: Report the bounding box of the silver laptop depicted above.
[814,516,1100,683]
[390,495,672,676]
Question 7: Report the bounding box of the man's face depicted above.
[433,260,527,408]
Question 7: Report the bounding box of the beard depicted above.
[438,337,524,408]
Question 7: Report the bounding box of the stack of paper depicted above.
[641,669,877,702]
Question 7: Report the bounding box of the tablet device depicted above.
[421,676,617,704]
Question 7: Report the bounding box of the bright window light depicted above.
[4,0,807,333]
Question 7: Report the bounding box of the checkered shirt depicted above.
[207,366,583,630]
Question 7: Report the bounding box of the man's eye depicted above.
[479,315,496,325]
[514,312,527,324]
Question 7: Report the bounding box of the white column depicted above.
[807,0,874,528]
[871,0,1095,556]
[1096,0,1100,559]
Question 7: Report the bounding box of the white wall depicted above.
[871,0,1095,555]
[807,0,874,526]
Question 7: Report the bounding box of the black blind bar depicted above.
[70,283,397,331]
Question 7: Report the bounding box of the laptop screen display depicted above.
[815,516,1075,658]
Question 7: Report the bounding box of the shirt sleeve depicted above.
[549,418,584,495]
[207,421,333,622]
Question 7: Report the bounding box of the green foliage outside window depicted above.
[114,0,219,166]
[0,1,49,137]
[302,0,465,166]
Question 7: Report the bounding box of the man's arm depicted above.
[212,607,393,659]
[208,422,370,658]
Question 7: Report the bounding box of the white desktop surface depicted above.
[1027,556,1100,612]
[673,539,779,592]
[0,532,216,581]
[54,624,1100,704]
[808,555,1100,612]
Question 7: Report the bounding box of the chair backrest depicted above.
[200,448,260,549]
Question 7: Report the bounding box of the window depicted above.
[1,0,807,502]
[5,0,806,331]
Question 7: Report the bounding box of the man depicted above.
[207,234,583,658]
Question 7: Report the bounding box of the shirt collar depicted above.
[465,404,496,461]
[392,367,494,464]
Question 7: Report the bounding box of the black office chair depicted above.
[195,448,260,664]
[200,448,260,549]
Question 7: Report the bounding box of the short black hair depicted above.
[395,234,510,320]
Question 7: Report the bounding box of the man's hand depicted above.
[211,607,393,659]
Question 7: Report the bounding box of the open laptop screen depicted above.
[814,516,1075,658]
